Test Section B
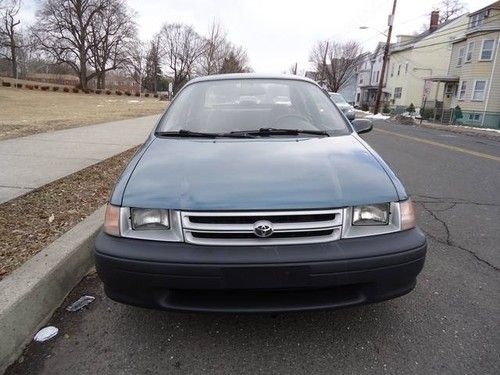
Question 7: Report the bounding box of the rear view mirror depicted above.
[351,119,373,134]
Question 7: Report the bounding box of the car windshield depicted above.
[157,79,350,135]
[329,93,348,105]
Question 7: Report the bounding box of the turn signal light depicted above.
[400,199,416,230]
[104,204,120,236]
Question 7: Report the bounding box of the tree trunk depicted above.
[10,35,17,78]
[100,72,106,90]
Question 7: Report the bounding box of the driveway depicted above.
[6,120,500,375]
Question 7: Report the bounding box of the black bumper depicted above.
[95,228,426,312]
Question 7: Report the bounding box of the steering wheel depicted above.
[272,114,310,125]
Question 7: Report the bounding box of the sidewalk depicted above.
[0,115,160,204]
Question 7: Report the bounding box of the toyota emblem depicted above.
[253,220,274,238]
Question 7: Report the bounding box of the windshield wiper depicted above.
[228,128,330,137]
[155,130,254,138]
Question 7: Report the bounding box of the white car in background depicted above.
[329,92,355,121]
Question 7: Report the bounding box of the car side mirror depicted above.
[351,119,373,134]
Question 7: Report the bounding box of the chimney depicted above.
[430,10,439,31]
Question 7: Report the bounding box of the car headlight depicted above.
[342,199,416,238]
[131,208,169,230]
[103,204,183,241]
[352,203,390,226]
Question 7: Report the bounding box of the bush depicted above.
[135,91,140,97]
[124,90,131,96]
[52,86,60,91]
[144,93,150,97]
[105,90,111,95]
[115,90,123,95]
[95,89,102,94]
[72,87,79,93]
[153,93,159,98]
[361,103,369,112]
[34,85,39,89]
[1,81,11,87]
[382,103,391,114]
[26,84,34,90]
[419,107,434,120]
[406,103,416,114]
[16,83,23,88]
[63,87,70,92]
[83,89,90,94]
[41,86,50,91]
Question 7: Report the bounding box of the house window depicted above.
[480,39,495,60]
[405,62,409,75]
[465,42,475,62]
[472,80,487,101]
[376,71,379,82]
[458,81,467,100]
[394,87,402,99]
[391,64,394,77]
[457,47,465,66]
[468,113,482,122]
[359,77,363,84]
[469,11,488,29]
[397,64,401,76]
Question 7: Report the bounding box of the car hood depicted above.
[121,135,401,210]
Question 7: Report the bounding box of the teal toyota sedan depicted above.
[95,74,426,312]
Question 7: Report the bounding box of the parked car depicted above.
[95,74,426,313]
[329,92,356,121]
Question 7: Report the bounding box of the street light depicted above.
[359,26,388,37]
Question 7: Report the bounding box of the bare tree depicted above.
[88,0,137,89]
[158,23,205,94]
[198,20,227,75]
[124,42,145,91]
[310,40,363,92]
[32,0,106,89]
[439,0,467,23]
[0,0,21,78]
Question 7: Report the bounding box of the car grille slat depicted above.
[181,209,343,246]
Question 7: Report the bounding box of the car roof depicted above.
[187,73,319,86]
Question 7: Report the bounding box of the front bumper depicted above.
[95,228,426,312]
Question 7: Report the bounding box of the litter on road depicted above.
[33,326,58,342]
[66,295,95,312]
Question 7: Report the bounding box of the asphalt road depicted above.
[6,121,500,375]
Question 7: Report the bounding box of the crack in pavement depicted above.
[416,201,499,272]
[413,193,500,207]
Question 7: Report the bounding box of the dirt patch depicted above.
[0,147,137,280]
[0,86,166,140]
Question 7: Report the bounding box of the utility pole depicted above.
[374,0,397,114]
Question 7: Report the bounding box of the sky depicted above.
[22,0,493,73]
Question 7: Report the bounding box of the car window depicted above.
[329,93,348,105]
[158,79,350,135]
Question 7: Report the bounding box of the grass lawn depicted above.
[0,86,167,140]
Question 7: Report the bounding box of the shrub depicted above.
[124,90,131,96]
[153,93,159,98]
[382,103,391,114]
[41,86,50,91]
[105,90,111,95]
[115,90,123,96]
[52,86,60,91]
[26,84,34,90]
[83,89,90,94]
[419,107,434,120]
[406,103,416,114]
[144,93,150,97]
[1,81,11,87]
[361,103,369,112]
[135,91,140,97]
[34,85,39,89]
[63,87,70,92]
[95,89,102,94]
[16,83,23,88]
[72,87,79,93]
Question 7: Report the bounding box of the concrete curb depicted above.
[0,205,106,372]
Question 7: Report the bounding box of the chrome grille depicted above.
[181,209,343,246]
